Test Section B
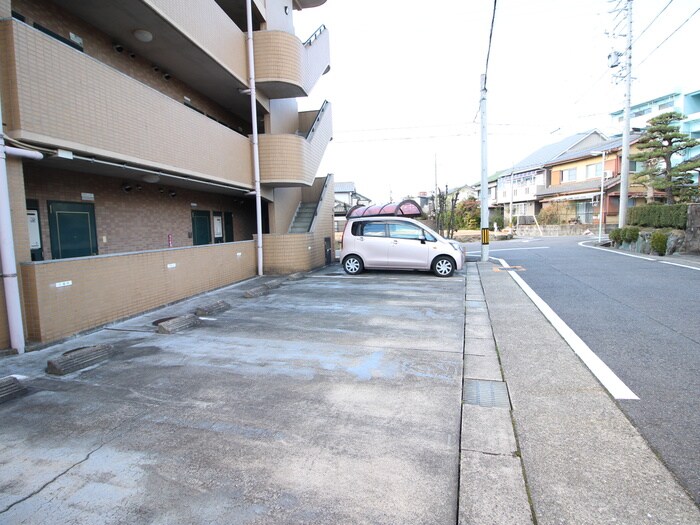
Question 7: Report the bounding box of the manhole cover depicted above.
[464,379,511,408]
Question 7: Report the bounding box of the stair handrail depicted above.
[308,174,331,232]
[304,25,327,47]
[305,100,329,141]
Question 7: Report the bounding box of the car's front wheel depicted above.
[432,256,455,277]
[342,255,364,275]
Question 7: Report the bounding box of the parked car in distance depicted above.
[340,217,464,277]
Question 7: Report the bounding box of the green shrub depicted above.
[609,228,622,244]
[627,204,687,229]
[622,226,640,243]
[650,231,668,256]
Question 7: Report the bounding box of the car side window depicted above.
[361,221,387,237]
[423,230,436,242]
[388,222,423,240]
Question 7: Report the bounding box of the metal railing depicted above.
[305,100,329,141]
[304,24,327,46]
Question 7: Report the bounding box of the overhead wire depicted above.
[634,0,674,44]
[473,0,498,123]
[638,6,699,66]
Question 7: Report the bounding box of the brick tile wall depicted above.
[24,164,258,259]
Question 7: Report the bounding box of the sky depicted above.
[293,0,700,203]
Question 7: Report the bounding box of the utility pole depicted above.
[479,74,489,262]
[611,0,633,227]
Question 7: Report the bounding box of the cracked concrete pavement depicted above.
[1,261,699,524]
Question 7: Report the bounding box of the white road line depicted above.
[580,241,700,270]
[659,261,700,271]
[466,246,550,254]
[578,241,656,260]
[492,256,639,401]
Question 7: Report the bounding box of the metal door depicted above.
[48,201,98,259]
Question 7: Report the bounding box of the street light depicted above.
[591,150,607,244]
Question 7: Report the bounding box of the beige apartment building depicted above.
[0,0,334,350]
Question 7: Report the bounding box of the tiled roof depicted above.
[545,134,642,166]
[505,130,606,175]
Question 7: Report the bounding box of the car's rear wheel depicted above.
[342,255,364,275]
[432,256,455,277]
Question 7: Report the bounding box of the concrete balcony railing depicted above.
[259,101,332,187]
[254,25,330,99]
[146,0,248,84]
[0,20,252,188]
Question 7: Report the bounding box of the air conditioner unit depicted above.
[604,170,614,179]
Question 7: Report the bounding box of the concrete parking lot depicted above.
[3,260,699,525]
[0,266,467,524]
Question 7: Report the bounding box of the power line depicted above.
[634,0,674,44]
[638,6,699,66]
[483,0,498,87]
[474,0,498,123]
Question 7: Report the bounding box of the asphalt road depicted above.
[466,236,700,506]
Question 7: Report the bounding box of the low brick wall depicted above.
[20,241,256,344]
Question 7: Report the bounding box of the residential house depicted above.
[333,181,371,236]
[473,171,505,212]
[497,130,607,223]
[610,89,700,163]
[537,134,660,226]
[0,0,333,350]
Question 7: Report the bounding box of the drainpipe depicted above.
[246,0,264,276]
[0,127,43,353]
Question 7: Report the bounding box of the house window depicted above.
[629,160,645,172]
[562,168,578,182]
[576,201,593,224]
[586,163,602,179]
[658,101,674,110]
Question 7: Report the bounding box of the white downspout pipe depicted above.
[0,131,42,353]
[246,0,264,276]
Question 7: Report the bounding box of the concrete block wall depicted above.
[21,241,257,343]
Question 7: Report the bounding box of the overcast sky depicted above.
[293,0,700,203]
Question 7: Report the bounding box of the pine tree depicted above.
[631,111,700,204]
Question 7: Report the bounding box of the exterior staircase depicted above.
[289,202,317,233]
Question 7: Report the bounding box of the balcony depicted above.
[254,25,330,99]
[0,20,253,188]
[259,101,332,187]
[48,0,253,116]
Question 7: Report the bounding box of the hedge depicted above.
[627,204,687,229]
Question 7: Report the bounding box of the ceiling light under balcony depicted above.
[133,29,153,43]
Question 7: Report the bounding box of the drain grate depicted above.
[464,379,511,409]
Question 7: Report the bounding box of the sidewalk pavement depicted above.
[0,261,698,524]
[470,259,700,525]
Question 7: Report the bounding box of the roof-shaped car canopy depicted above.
[346,199,423,218]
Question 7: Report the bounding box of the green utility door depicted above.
[192,210,211,245]
[48,201,98,259]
